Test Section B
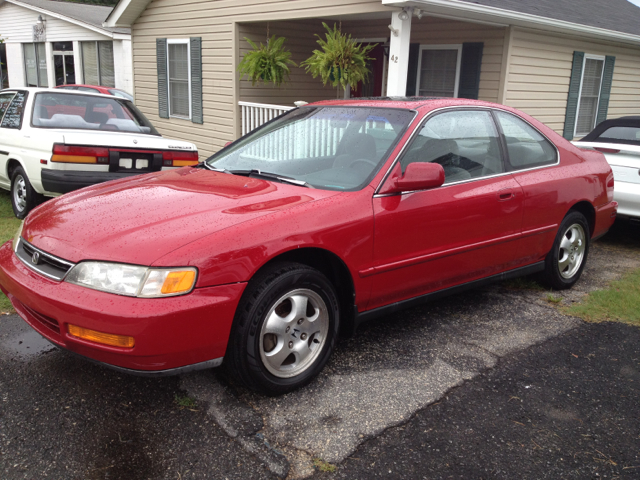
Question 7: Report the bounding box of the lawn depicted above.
[565,268,640,326]
[0,191,22,313]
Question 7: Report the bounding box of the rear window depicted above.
[32,92,159,135]
[595,126,640,144]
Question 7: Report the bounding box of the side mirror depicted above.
[386,162,445,193]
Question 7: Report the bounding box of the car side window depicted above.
[0,93,16,123]
[400,110,503,184]
[0,91,28,129]
[495,111,557,170]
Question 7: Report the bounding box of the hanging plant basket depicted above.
[237,35,297,87]
[301,22,377,92]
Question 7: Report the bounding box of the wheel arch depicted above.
[568,201,596,237]
[255,247,357,338]
[7,158,23,182]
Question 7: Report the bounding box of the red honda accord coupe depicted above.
[0,98,617,395]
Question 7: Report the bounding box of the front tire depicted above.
[225,262,340,395]
[541,211,589,290]
[11,166,43,219]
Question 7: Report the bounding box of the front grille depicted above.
[15,238,75,281]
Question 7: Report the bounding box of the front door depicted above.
[367,109,524,310]
[350,44,385,98]
[53,42,75,86]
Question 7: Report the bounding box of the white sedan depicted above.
[0,88,198,218]
[575,117,640,223]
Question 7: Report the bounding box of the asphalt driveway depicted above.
[0,222,638,479]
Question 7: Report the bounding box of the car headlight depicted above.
[64,262,197,298]
[13,221,24,253]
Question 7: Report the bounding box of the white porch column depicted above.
[73,41,83,85]
[45,42,55,88]
[386,8,413,96]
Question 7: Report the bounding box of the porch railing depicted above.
[239,101,294,135]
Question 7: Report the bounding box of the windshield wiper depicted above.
[229,169,314,188]
[198,163,232,174]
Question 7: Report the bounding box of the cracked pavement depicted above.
[0,222,638,479]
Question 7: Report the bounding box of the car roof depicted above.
[307,97,512,112]
[1,86,118,100]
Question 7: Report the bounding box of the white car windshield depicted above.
[32,92,159,135]
[206,106,414,191]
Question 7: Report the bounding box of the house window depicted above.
[23,43,48,87]
[415,45,462,97]
[167,39,191,119]
[575,55,605,136]
[81,41,115,87]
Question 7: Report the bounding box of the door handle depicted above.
[498,190,515,201]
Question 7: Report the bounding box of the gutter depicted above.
[383,0,640,46]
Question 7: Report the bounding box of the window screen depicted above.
[417,49,458,97]
[23,43,47,87]
[168,43,190,118]
[495,111,557,170]
[81,41,116,87]
[576,58,604,136]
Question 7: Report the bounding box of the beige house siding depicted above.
[132,0,389,157]
[504,27,640,137]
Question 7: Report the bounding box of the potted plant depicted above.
[237,35,297,87]
[301,23,377,96]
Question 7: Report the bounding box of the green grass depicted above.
[564,268,640,326]
[173,394,198,409]
[313,458,337,473]
[0,191,21,313]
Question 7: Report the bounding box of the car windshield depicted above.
[108,89,134,102]
[32,92,159,135]
[206,106,414,191]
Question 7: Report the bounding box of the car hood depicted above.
[23,168,338,265]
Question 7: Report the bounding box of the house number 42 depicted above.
[390,55,399,63]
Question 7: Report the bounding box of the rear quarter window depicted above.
[0,91,28,129]
[596,126,640,144]
[495,111,557,170]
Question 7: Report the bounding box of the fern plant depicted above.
[237,35,297,87]
[301,23,377,93]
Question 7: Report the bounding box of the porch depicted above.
[236,11,507,134]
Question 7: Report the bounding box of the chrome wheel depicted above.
[12,175,27,214]
[259,288,329,378]
[558,223,586,279]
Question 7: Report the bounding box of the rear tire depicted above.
[11,166,44,219]
[225,262,340,395]
[541,211,590,290]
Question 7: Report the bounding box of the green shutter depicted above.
[405,43,420,96]
[156,38,169,119]
[458,42,484,100]
[190,37,203,124]
[596,55,615,126]
[563,51,584,140]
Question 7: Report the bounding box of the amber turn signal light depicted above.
[68,324,135,348]
[161,270,196,295]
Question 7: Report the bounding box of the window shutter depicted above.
[458,42,484,100]
[596,55,615,126]
[405,43,420,96]
[156,38,169,119]
[190,37,203,124]
[563,51,584,140]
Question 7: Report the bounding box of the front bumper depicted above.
[0,241,246,373]
[41,169,148,194]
